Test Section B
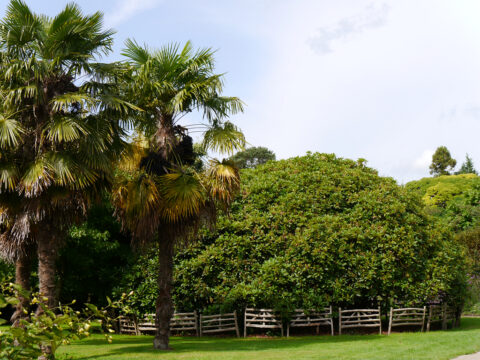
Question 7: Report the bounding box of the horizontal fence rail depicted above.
[426,305,443,332]
[287,307,334,336]
[118,303,459,337]
[388,307,426,335]
[339,308,382,335]
[200,311,240,337]
[119,311,199,335]
[244,308,283,337]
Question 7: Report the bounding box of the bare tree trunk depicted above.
[11,251,32,326]
[153,231,175,350]
[36,231,58,313]
[36,230,58,360]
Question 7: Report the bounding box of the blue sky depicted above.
[2,0,480,183]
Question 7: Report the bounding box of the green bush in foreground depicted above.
[118,153,467,316]
[0,284,125,360]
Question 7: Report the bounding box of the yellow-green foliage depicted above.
[405,174,480,232]
[423,182,463,207]
[407,174,479,208]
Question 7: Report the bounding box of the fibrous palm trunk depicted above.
[36,230,59,360]
[11,252,31,326]
[36,230,58,313]
[153,230,175,350]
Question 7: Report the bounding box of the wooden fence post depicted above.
[234,310,240,338]
[244,309,247,338]
[330,306,334,336]
[338,307,342,335]
[421,306,426,332]
[426,306,431,332]
[378,307,382,335]
[388,307,393,335]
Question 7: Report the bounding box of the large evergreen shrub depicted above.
[117,153,466,315]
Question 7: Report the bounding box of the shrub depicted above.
[118,153,467,315]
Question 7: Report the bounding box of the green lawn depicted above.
[57,318,480,360]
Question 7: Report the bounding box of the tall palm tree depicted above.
[0,0,133,335]
[113,40,245,350]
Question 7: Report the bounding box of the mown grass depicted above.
[55,318,480,360]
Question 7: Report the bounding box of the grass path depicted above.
[57,318,480,360]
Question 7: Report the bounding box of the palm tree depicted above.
[113,40,245,350]
[0,0,132,336]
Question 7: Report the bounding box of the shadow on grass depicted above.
[64,318,480,359]
[66,333,383,359]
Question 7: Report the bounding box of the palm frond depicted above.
[0,113,24,148]
[19,157,52,196]
[160,169,205,223]
[44,116,88,143]
[50,92,95,112]
[1,0,43,47]
[203,96,245,121]
[202,121,246,155]
[122,38,150,65]
[0,163,19,191]
[205,159,240,205]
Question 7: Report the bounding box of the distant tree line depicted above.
[430,146,477,177]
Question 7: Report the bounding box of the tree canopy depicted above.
[456,154,477,175]
[228,146,276,169]
[430,146,457,176]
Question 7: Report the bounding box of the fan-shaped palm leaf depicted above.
[203,121,245,155]
[0,113,24,148]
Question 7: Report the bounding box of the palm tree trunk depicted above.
[36,231,58,313]
[36,230,59,360]
[153,230,174,350]
[11,251,31,326]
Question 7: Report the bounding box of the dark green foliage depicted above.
[0,260,13,284]
[228,146,276,169]
[57,201,132,308]
[430,146,457,176]
[456,154,478,175]
[118,153,466,315]
[112,247,158,317]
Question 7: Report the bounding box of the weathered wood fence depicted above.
[388,307,426,335]
[338,308,382,335]
[426,305,443,332]
[200,311,240,337]
[287,307,334,336]
[119,311,199,335]
[119,304,460,336]
[244,308,283,337]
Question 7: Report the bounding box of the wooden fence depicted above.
[339,308,381,335]
[171,311,199,335]
[200,311,240,337]
[426,305,443,332]
[119,316,138,335]
[244,308,283,337]
[119,311,198,335]
[388,307,426,335]
[443,305,456,330]
[119,303,458,337]
[287,307,334,336]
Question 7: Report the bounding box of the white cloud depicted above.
[309,2,390,54]
[413,150,434,170]
[104,0,161,28]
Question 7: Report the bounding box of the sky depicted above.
[2,0,480,183]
